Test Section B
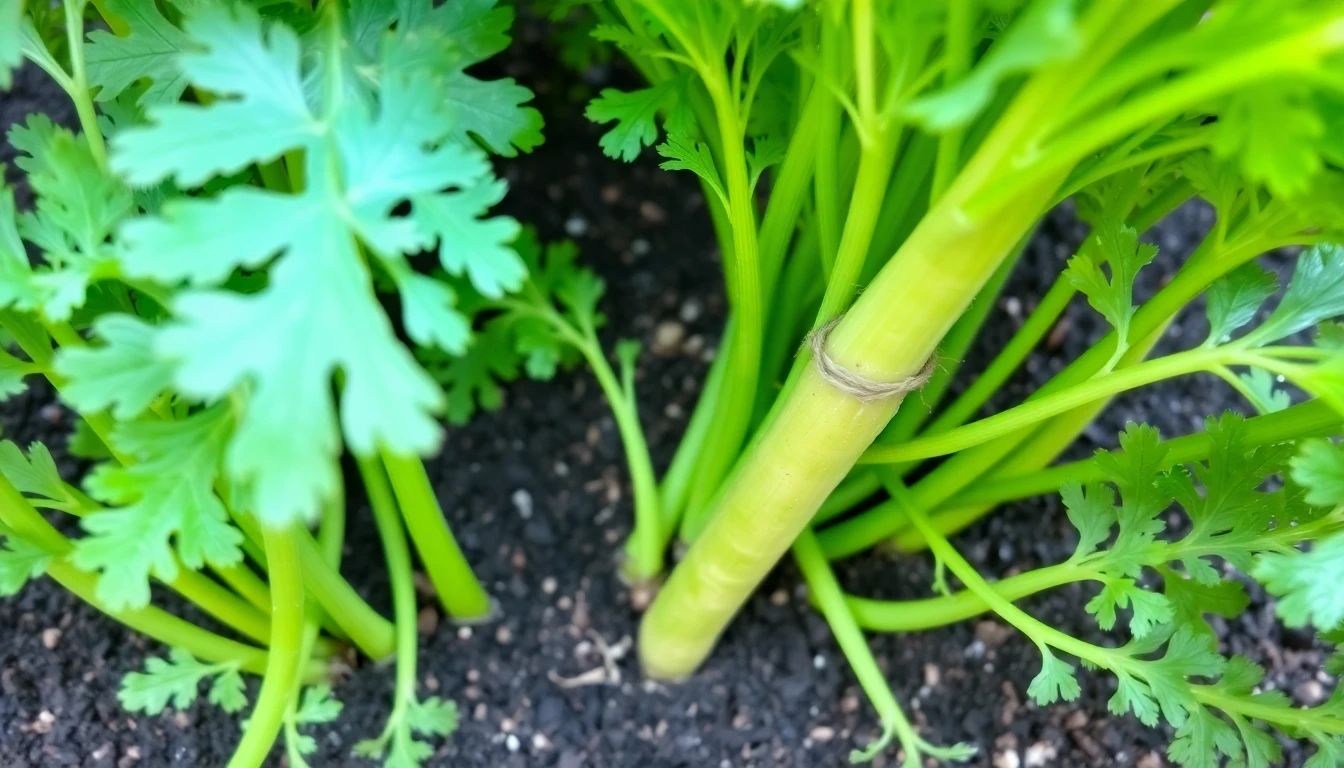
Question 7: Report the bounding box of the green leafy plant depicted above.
[0,0,540,765]
[535,0,1344,763]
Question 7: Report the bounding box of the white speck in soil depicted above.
[964,639,987,659]
[812,654,826,670]
[652,321,686,356]
[505,734,520,753]
[631,238,650,256]
[679,298,702,323]
[564,217,589,237]
[809,726,835,743]
[511,489,534,519]
[457,626,472,640]
[541,577,557,595]
[41,628,61,649]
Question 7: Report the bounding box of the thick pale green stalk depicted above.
[213,563,272,614]
[227,527,304,768]
[381,452,491,620]
[640,147,1071,679]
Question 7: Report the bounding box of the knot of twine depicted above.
[805,317,937,402]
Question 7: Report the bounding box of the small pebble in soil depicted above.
[679,298,702,323]
[652,321,686,356]
[631,238,650,256]
[564,217,589,237]
[808,726,835,743]
[1023,741,1057,767]
[812,654,826,670]
[417,607,439,635]
[993,750,1021,768]
[505,734,520,753]
[639,201,666,223]
[457,626,472,640]
[1296,679,1326,705]
[496,626,513,645]
[769,588,788,606]
[541,577,558,595]
[41,627,61,649]
[511,489,534,520]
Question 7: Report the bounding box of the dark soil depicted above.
[0,19,1328,768]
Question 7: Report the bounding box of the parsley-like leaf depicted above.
[1064,220,1158,364]
[1026,646,1081,705]
[295,684,343,724]
[656,133,727,207]
[586,83,672,162]
[73,404,241,610]
[1292,439,1344,508]
[85,0,190,108]
[119,648,244,715]
[1254,532,1344,630]
[0,0,20,90]
[55,314,174,420]
[0,440,82,513]
[1242,243,1344,346]
[0,531,49,596]
[1204,263,1277,346]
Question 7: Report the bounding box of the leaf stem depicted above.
[380,452,491,621]
[63,0,110,172]
[227,525,304,768]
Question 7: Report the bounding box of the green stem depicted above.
[845,562,1098,632]
[860,348,1227,464]
[794,531,925,767]
[575,337,664,582]
[380,452,491,620]
[227,526,304,768]
[212,563,273,614]
[230,509,394,658]
[658,334,729,531]
[63,0,110,171]
[170,566,273,646]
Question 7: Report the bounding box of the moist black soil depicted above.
[0,20,1330,768]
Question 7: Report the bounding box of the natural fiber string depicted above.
[804,317,937,402]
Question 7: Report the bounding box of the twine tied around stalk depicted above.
[805,317,937,402]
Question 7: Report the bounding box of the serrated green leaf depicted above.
[207,668,247,713]
[1094,424,1170,575]
[1061,480,1115,560]
[1026,647,1080,705]
[0,532,49,596]
[656,133,726,207]
[1109,671,1160,727]
[746,135,786,191]
[0,440,78,511]
[406,696,458,736]
[1064,219,1158,357]
[1161,568,1249,638]
[119,648,218,715]
[85,0,190,108]
[423,318,520,424]
[444,72,543,158]
[413,180,524,300]
[55,314,174,420]
[1305,735,1344,768]
[1236,368,1290,415]
[296,684,342,724]
[1086,578,1173,638]
[1254,532,1344,629]
[396,271,471,356]
[118,187,301,286]
[111,4,318,187]
[1204,263,1277,346]
[1243,244,1344,346]
[904,0,1081,131]
[586,83,671,162]
[1291,439,1344,507]
[1167,706,1242,768]
[1319,321,1344,349]
[73,405,241,610]
[1213,82,1327,199]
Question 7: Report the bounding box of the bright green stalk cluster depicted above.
[555,0,1344,763]
[0,0,543,765]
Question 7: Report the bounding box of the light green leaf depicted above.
[207,668,247,713]
[656,133,726,207]
[396,271,471,356]
[0,347,29,400]
[444,71,544,158]
[1162,570,1249,638]
[1254,532,1344,629]
[118,187,305,285]
[1026,647,1080,705]
[1243,244,1344,346]
[69,418,112,460]
[413,180,524,299]
[111,3,318,187]
[0,440,79,511]
[295,684,343,724]
[1292,439,1344,508]
[1064,219,1158,357]
[1085,578,1173,638]
[0,0,20,90]
[1108,671,1159,727]
[1061,480,1115,560]
[1213,83,1328,199]
[119,649,231,715]
[1236,368,1289,415]
[586,83,671,162]
[0,533,49,596]
[422,319,520,425]
[746,135,786,191]
[904,0,1081,131]
[74,405,241,610]
[56,314,175,420]
[406,696,458,737]
[1167,705,1242,768]
[1204,263,1277,346]
[85,0,190,107]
